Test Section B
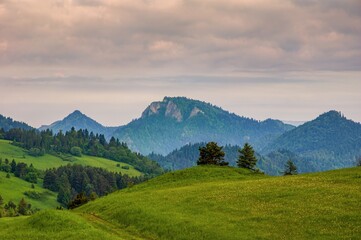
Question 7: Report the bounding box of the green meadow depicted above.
[1,165,360,239]
[77,166,361,239]
[0,139,141,177]
[0,171,58,210]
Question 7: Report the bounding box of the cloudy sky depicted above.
[0,0,360,127]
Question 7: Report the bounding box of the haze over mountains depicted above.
[1,96,361,174]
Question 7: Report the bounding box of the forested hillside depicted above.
[113,97,294,155]
[39,110,117,138]
[0,114,33,132]
[2,128,163,176]
[264,111,361,171]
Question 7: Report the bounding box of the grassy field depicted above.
[0,139,141,177]
[0,172,58,210]
[0,166,360,239]
[78,166,361,239]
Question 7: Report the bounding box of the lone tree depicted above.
[237,143,257,170]
[283,159,298,175]
[197,142,228,166]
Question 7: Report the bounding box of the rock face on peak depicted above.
[113,97,294,155]
[141,98,183,122]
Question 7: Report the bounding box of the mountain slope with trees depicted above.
[2,128,163,176]
[0,114,33,132]
[264,110,361,171]
[38,110,117,139]
[113,97,294,155]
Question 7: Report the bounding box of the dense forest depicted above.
[43,164,145,207]
[0,158,145,208]
[1,127,163,175]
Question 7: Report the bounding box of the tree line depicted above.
[0,158,39,183]
[0,195,35,217]
[43,164,146,207]
[1,127,163,175]
[197,142,297,175]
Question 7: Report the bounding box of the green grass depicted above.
[0,172,58,210]
[78,166,361,239]
[1,166,360,239]
[0,139,141,177]
[0,210,140,240]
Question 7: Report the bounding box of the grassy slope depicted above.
[0,166,360,239]
[0,139,141,177]
[78,166,361,239]
[0,210,141,240]
[0,172,58,210]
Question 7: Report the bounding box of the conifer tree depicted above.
[237,143,257,170]
[197,142,228,166]
[17,198,28,215]
[283,159,298,175]
[57,173,71,206]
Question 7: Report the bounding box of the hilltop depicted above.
[0,165,360,239]
[38,110,117,138]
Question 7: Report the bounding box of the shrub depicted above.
[70,147,82,157]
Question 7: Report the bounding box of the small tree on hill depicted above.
[17,198,29,215]
[283,159,298,175]
[237,143,257,170]
[68,192,89,209]
[197,142,228,166]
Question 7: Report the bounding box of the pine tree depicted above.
[283,159,298,175]
[17,198,28,215]
[57,173,71,206]
[197,142,228,166]
[237,143,257,170]
[10,159,16,173]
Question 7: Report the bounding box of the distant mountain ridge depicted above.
[264,110,361,170]
[38,110,117,138]
[0,114,33,131]
[112,97,294,154]
[2,98,361,174]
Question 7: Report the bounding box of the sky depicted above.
[0,0,360,127]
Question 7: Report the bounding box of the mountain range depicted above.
[1,97,361,173]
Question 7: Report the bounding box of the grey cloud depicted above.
[0,0,360,73]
